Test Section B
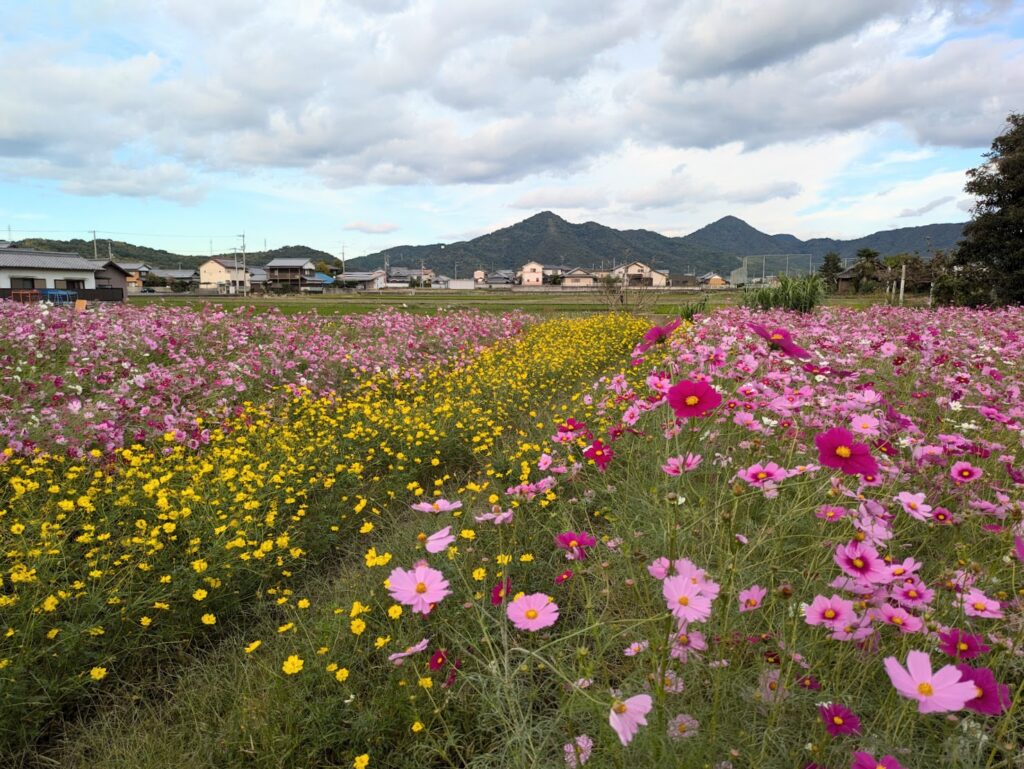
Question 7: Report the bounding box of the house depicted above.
[562,268,596,288]
[265,258,323,292]
[609,261,668,287]
[314,272,336,287]
[520,261,544,286]
[149,268,199,289]
[388,266,435,285]
[698,272,728,287]
[199,258,253,293]
[669,274,698,287]
[115,262,152,290]
[431,276,474,290]
[484,270,516,286]
[334,269,387,290]
[0,248,99,291]
[88,260,131,293]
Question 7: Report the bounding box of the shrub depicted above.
[742,274,825,313]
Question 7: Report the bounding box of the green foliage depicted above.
[817,251,843,291]
[939,112,1024,306]
[742,274,825,313]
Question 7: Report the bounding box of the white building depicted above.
[199,258,252,293]
[0,249,98,290]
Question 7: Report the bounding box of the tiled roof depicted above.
[265,258,314,268]
[0,250,100,272]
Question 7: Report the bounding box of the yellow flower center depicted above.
[684,395,699,406]
[613,701,627,714]
[957,642,969,651]
[677,634,689,645]
[918,682,933,696]
[974,686,984,699]
[568,540,578,548]
[823,609,836,619]
[678,596,689,606]
[415,582,427,594]
[835,445,852,458]
[525,608,538,619]
[756,471,767,480]
[973,602,986,611]
[832,716,844,725]
[893,567,905,575]
[770,333,783,340]
[677,723,688,733]
[853,558,865,568]
[745,598,758,607]
[892,616,903,625]
[908,590,919,598]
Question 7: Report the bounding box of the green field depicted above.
[129,289,928,315]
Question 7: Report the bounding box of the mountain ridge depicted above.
[346,211,965,277]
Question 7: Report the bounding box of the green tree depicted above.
[852,248,881,293]
[936,112,1024,306]
[817,251,843,290]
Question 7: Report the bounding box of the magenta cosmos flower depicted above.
[555,531,597,561]
[738,585,767,613]
[507,593,559,631]
[955,665,1011,716]
[834,540,890,584]
[804,594,857,630]
[748,322,812,359]
[851,753,904,769]
[583,439,614,471]
[883,650,976,713]
[815,427,879,476]
[609,694,652,745]
[937,628,990,660]
[387,564,452,615]
[818,703,861,736]
[667,379,722,419]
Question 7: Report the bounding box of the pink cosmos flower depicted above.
[537,453,553,471]
[661,453,702,475]
[1014,535,1024,564]
[950,461,982,483]
[876,603,924,634]
[555,569,573,585]
[804,594,856,630]
[738,585,767,613]
[609,694,652,746]
[895,491,932,521]
[424,526,455,554]
[851,753,904,769]
[411,498,462,514]
[748,323,812,359]
[387,637,429,666]
[623,640,649,657]
[737,462,788,487]
[667,379,722,419]
[883,650,977,713]
[507,593,559,631]
[555,531,597,560]
[955,665,1011,716]
[848,413,881,437]
[667,713,699,740]
[663,576,714,623]
[962,588,1003,619]
[818,703,861,736]
[815,427,879,476]
[816,504,850,522]
[563,734,593,767]
[891,580,933,609]
[834,540,890,584]
[937,628,990,660]
[474,505,514,524]
[387,564,452,615]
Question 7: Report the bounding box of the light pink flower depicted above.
[663,576,714,623]
[387,637,429,666]
[737,584,767,613]
[884,650,977,713]
[507,593,559,631]
[387,564,452,615]
[804,594,856,630]
[896,491,932,521]
[563,734,593,767]
[962,588,1003,619]
[411,498,462,513]
[609,694,652,745]
[424,526,455,553]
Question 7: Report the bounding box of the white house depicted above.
[0,249,99,290]
[520,261,544,286]
[610,261,668,287]
[199,258,252,293]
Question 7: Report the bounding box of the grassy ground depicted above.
[129,290,930,316]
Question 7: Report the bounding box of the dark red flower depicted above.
[748,323,812,359]
[815,427,879,476]
[937,628,990,660]
[583,440,614,471]
[428,649,448,671]
[956,665,1011,715]
[490,579,511,606]
[818,703,861,736]
[667,379,722,419]
[555,569,574,585]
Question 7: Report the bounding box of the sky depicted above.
[1,0,1022,259]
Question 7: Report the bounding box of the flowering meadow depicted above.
[2,302,1023,769]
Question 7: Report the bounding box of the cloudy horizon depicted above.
[1,0,1021,257]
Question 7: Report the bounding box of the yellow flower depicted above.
[297,598,310,609]
[278,622,294,633]
[417,676,433,689]
[387,604,403,619]
[201,613,216,625]
[335,667,350,683]
[359,521,374,534]
[192,589,208,601]
[496,554,512,565]
[9,523,24,535]
[350,601,370,618]
[282,655,304,675]
[519,553,534,562]
[459,529,476,540]
[244,640,262,654]
[374,636,390,648]
[353,754,369,769]
[472,567,486,581]
[89,667,107,681]
[411,721,424,733]
[350,618,366,636]
[140,616,152,627]
[41,595,59,612]
[191,559,208,573]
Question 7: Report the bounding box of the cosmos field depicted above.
[0,301,1021,769]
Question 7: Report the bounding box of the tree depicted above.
[851,248,881,293]
[817,251,843,291]
[937,113,1024,306]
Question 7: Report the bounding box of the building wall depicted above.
[0,269,97,290]
[199,261,250,290]
[521,262,544,286]
[650,271,668,288]
[95,267,129,292]
[563,275,595,287]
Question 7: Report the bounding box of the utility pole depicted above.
[899,263,906,306]
[785,254,790,276]
[92,230,98,260]
[231,247,238,296]
[238,232,247,297]
[107,240,112,261]
[341,244,346,274]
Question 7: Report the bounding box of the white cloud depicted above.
[898,195,955,217]
[344,221,399,234]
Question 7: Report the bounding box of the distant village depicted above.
[0,240,740,301]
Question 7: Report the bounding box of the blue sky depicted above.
[1,0,1022,258]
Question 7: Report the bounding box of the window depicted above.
[10,277,45,289]
[55,279,86,290]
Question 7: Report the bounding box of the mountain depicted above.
[347,212,966,276]
[13,239,339,270]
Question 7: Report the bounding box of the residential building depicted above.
[150,268,199,288]
[520,261,544,286]
[199,258,252,293]
[335,269,387,290]
[88,260,131,292]
[265,258,322,292]
[609,261,668,287]
[562,268,596,287]
[116,262,152,290]
[698,272,728,287]
[0,248,99,290]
